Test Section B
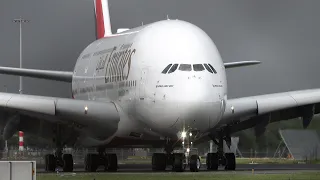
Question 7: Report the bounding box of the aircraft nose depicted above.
[167,78,223,132]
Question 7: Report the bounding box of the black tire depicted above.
[151,153,166,171]
[206,153,218,170]
[0,137,5,151]
[172,153,185,172]
[106,154,118,171]
[103,155,109,171]
[62,154,74,172]
[206,153,212,170]
[85,154,99,172]
[84,155,88,171]
[166,153,174,166]
[190,155,200,172]
[45,154,56,172]
[225,153,236,170]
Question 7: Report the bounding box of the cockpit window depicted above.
[162,64,172,74]
[179,64,192,71]
[168,64,179,73]
[208,64,217,74]
[204,64,213,73]
[193,64,205,71]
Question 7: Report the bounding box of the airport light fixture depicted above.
[13,17,29,152]
[13,17,30,94]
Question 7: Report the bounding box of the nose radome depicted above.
[175,78,213,102]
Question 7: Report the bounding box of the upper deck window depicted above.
[162,64,172,74]
[179,64,192,71]
[168,64,179,73]
[193,64,205,71]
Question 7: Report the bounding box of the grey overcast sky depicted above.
[0,0,319,98]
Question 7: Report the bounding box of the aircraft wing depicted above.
[0,92,120,141]
[217,88,320,136]
[224,61,261,69]
[0,66,73,82]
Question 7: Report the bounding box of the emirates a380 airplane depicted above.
[1,0,320,172]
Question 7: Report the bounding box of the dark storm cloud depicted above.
[0,0,320,98]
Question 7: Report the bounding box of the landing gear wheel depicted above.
[206,153,218,170]
[172,153,186,172]
[103,155,109,172]
[190,155,201,172]
[106,154,118,171]
[62,154,73,172]
[152,153,166,171]
[85,154,99,172]
[225,153,236,170]
[45,154,56,172]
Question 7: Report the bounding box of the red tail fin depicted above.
[94,0,112,39]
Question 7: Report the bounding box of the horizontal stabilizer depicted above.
[224,61,261,69]
[0,66,73,82]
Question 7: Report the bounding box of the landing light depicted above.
[181,131,187,138]
[84,106,88,114]
[189,132,192,137]
[186,148,190,153]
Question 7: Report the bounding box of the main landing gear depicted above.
[44,125,73,172]
[44,148,118,172]
[44,148,73,172]
[84,148,118,172]
[206,133,236,171]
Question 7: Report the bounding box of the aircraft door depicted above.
[139,68,148,98]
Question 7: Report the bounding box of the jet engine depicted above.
[2,115,20,140]
[300,104,315,129]
[254,114,270,137]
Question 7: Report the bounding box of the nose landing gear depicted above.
[151,132,201,172]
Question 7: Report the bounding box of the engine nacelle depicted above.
[254,114,270,137]
[300,104,314,129]
[3,115,20,140]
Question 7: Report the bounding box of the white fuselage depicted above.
[71,20,227,146]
